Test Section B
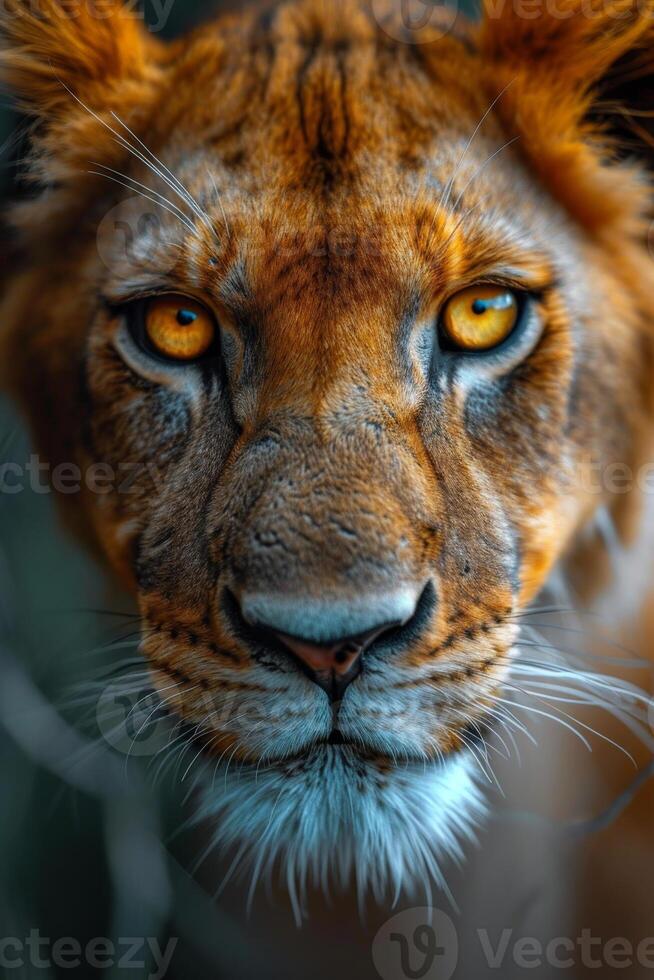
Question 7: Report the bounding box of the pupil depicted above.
[471,293,514,316]
[176,309,197,327]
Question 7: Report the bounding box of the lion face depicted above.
[2,0,653,899]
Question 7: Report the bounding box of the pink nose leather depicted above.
[274,625,389,678]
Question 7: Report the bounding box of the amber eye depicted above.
[143,294,216,361]
[441,285,520,352]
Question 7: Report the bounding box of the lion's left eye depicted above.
[142,294,217,361]
[441,285,520,352]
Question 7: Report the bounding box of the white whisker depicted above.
[439,78,516,215]
[89,163,197,234]
[110,111,215,233]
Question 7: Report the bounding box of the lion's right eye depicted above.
[441,285,520,353]
[137,294,218,362]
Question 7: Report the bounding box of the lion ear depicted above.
[479,0,654,233]
[0,0,162,118]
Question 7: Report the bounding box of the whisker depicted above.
[110,111,215,233]
[91,161,199,230]
[45,607,140,620]
[493,694,593,751]
[53,75,214,238]
[520,620,646,663]
[450,135,520,214]
[439,77,516,214]
[207,167,230,239]
[514,604,599,618]
[516,637,644,670]
[87,170,197,235]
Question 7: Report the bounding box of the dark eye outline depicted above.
[124,295,221,365]
[437,287,531,356]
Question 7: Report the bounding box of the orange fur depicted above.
[0,0,653,900]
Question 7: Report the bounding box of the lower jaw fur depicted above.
[193,745,486,921]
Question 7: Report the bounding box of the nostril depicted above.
[271,623,391,680]
[335,645,355,666]
[222,583,435,696]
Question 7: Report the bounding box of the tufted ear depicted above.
[0,0,163,117]
[479,0,654,234]
[0,0,167,184]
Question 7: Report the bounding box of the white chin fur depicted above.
[194,745,486,921]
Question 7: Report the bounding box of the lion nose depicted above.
[238,589,421,691]
[272,625,390,678]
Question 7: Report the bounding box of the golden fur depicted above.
[1,0,653,899]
